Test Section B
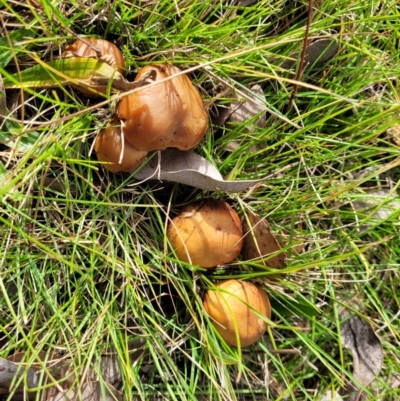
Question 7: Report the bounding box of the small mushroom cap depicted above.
[117,65,208,152]
[167,199,243,268]
[94,121,148,172]
[203,279,271,347]
[63,38,126,74]
[241,211,287,272]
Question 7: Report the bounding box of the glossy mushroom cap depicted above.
[63,38,126,74]
[203,279,271,347]
[117,65,208,152]
[167,199,243,268]
[94,121,148,172]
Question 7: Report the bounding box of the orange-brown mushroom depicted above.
[203,279,271,347]
[62,38,126,96]
[167,199,243,268]
[94,121,148,172]
[63,38,126,74]
[117,65,208,152]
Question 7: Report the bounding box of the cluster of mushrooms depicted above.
[65,38,271,348]
[63,37,208,172]
[168,199,271,347]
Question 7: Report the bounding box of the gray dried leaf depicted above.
[212,84,266,152]
[341,314,383,401]
[225,84,266,152]
[281,39,338,72]
[0,282,18,300]
[0,357,38,400]
[352,189,400,220]
[390,373,400,389]
[134,149,263,192]
[96,355,122,386]
[303,39,339,69]
[7,342,145,400]
[241,211,286,270]
[227,84,266,129]
[212,84,265,127]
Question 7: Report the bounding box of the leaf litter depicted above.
[133,149,263,192]
[0,340,145,401]
[0,357,38,400]
[350,189,400,230]
[281,38,339,73]
[218,84,267,153]
[341,313,383,401]
[45,381,124,401]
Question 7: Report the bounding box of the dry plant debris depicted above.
[133,148,263,191]
[341,314,383,401]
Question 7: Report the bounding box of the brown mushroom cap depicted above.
[117,65,208,152]
[203,279,271,347]
[63,38,126,74]
[94,121,148,172]
[167,199,243,268]
[241,211,287,272]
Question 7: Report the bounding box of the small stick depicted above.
[286,0,314,113]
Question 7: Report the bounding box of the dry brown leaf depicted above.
[276,228,305,255]
[241,211,287,270]
[6,352,68,400]
[134,149,263,192]
[387,123,400,146]
[341,314,383,401]
[42,177,78,196]
[44,381,124,401]
[4,341,144,400]
[6,351,49,367]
